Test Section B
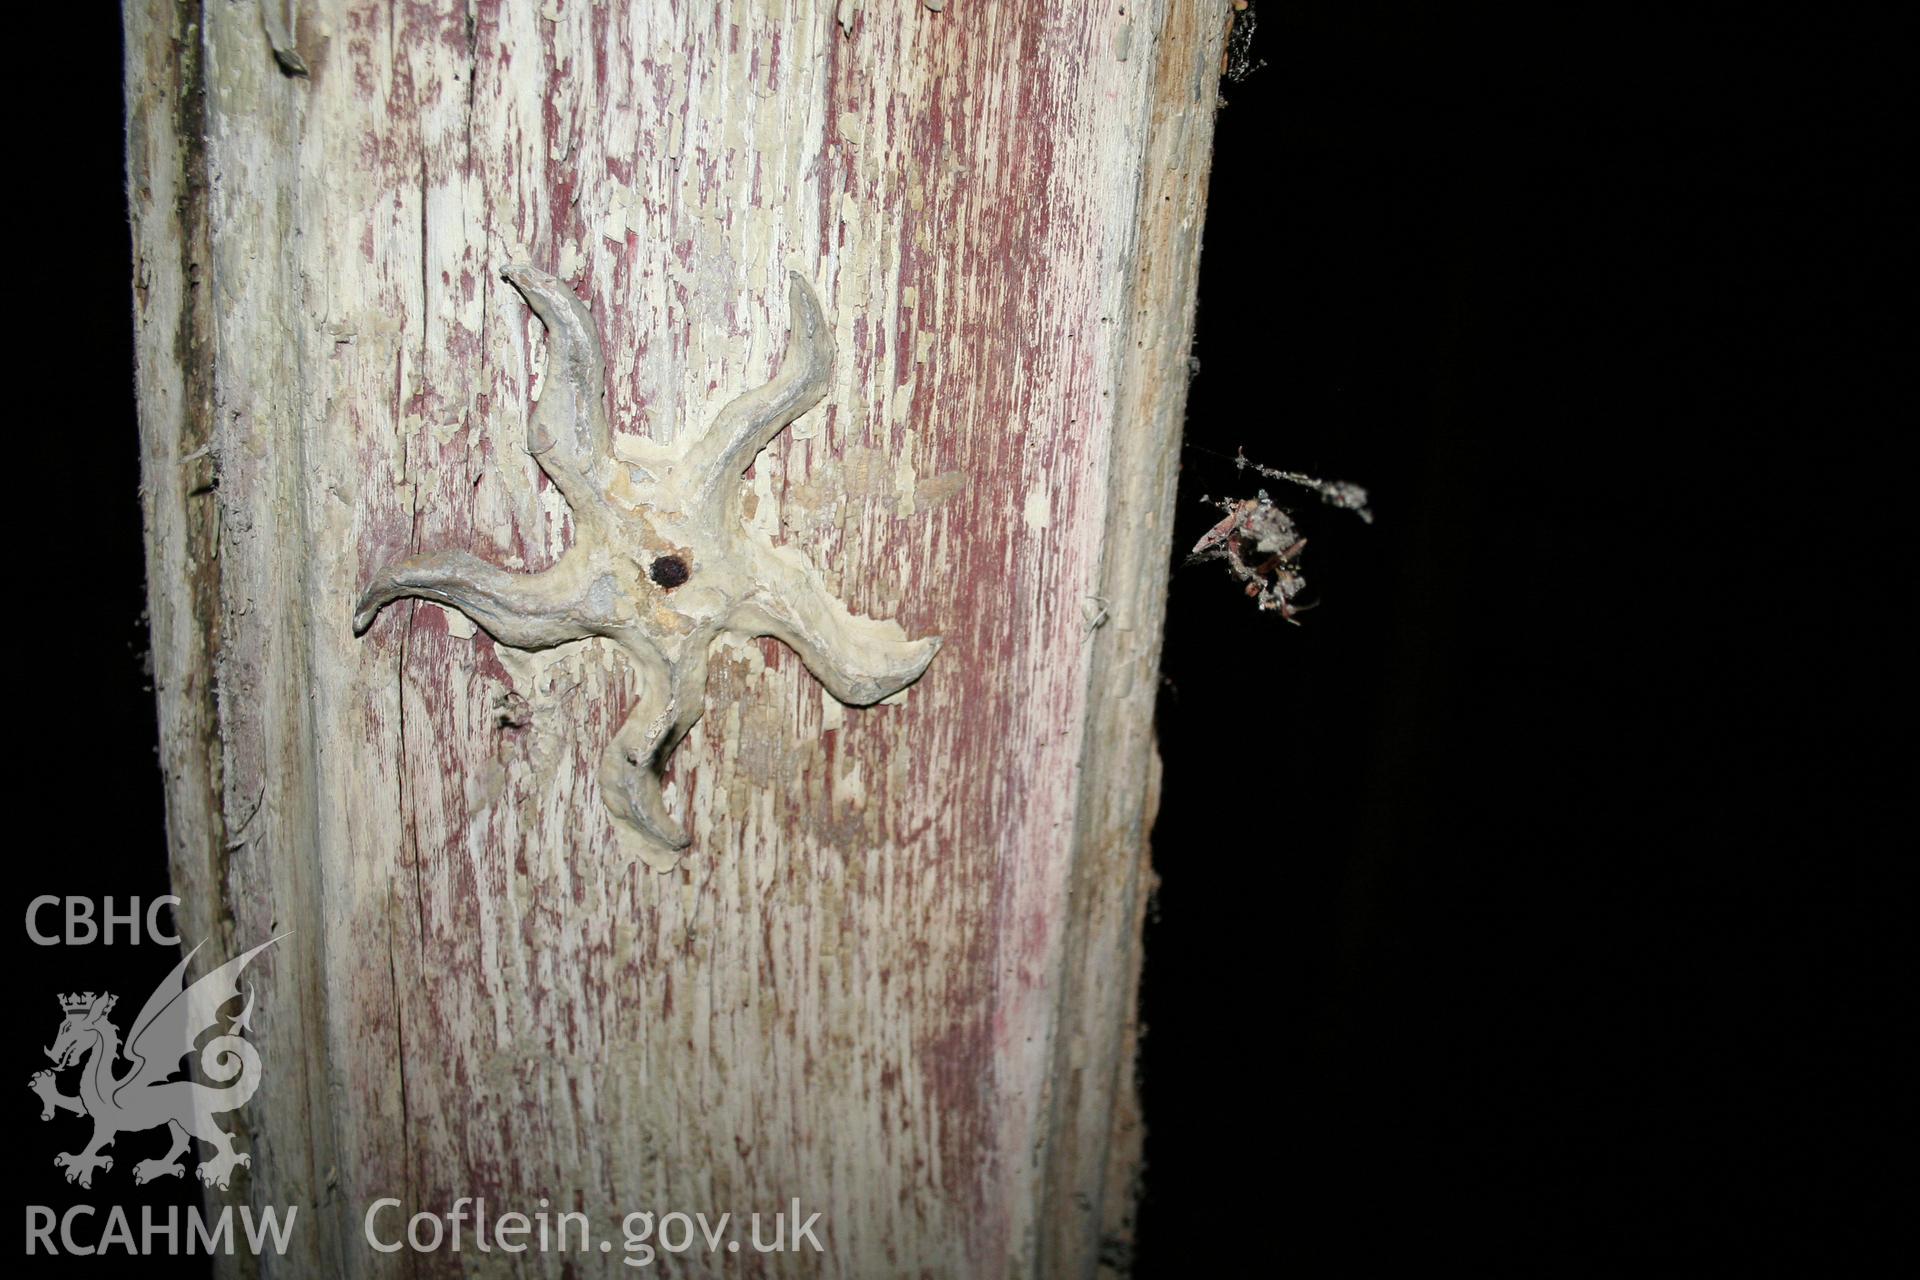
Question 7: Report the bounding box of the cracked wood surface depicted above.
[126,3,1227,1276]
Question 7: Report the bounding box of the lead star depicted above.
[354,264,941,853]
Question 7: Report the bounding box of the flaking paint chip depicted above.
[1023,488,1051,532]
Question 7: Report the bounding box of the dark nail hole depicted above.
[649,555,690,589]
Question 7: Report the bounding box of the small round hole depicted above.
[649,555,690,589]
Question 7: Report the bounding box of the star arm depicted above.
[598,637,713,850]
[352,548,604,650]
[501,264,615,516]
[680,272,835,522]
[727,540,941,707]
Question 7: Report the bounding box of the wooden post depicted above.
[125,2,1228,1275]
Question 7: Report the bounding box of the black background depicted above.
[1135,5,1906,1272]
[12,3,1905,1274]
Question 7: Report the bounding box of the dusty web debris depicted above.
[1223,2,1266,84]
[1188,450,1372,620]
[1190,491,1307,618]
[1232,447,1373,523]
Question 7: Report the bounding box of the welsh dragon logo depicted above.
[28,936,282,1190]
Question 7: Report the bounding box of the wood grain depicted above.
[126,2,1228,1275]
